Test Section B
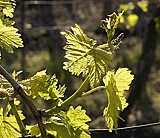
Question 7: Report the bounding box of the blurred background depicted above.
[1,0,160,137]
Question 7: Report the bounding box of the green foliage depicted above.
[61,24,111,87]
[100,12,123,44]
[58,106,91,138]
[26,123,69,138]
[19,70,66,106]
[61,12,125,87]
[0,0,23,54]
[0,100,25,138]
[0,0,135,137]
[26,106,91,138]
[0,0,16,18]
[103,68,134,133]
[0,20,23,53]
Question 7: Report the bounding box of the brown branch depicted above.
[0,65,48,138]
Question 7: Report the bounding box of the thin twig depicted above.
[0,65,48,138]
[89,122,160,132]
[8,99,28,136]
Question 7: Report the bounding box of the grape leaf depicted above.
[66,106,91,130]
[61,24,96,76]
[45,123,70,138]
[89,48,111,87]
[26,125,41,137]
[0,106,25,138]
[103,68,134,133]
[58,106,91,138]
[62,24,111,87]
[0,13,15,27]
[0,0,16,18]
[26,122,70,138]
[0,73,12,89]
[0,70,23,97]
[20,70,51,98]
[0,20,23,53]
[49,84,66,107]
[19,70,66,106]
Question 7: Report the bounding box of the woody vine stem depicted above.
[0,65,48,138]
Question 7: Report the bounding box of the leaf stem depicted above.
[49,118,64,126]
[82,86,106,97]
[47,75,90,115]
[8,98,28,136]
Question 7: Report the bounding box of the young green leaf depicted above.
[101,12,123,31]
[89,48,112,87]
[66,106,91,130]
[26,125,41,137]
[0,20,23,53]
[0,13,15,27]
[0,107,25,138]
[103,68,134,133]
[19,70,52,98]
[45,122,70,138]
[26,122,70,138]
[19,70,66,106]
[0,74,12,89]
[49,84,66,107]
[61,24,96,77]
[62,24,112,87]
[0,0,16,18]
[58,106,91,138]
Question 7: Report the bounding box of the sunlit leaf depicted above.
[0,73,12,89]
[62,24,112,87]
[26,122,70,138]
[103,68,134,133]
[58,106,91,138]
[101,12,123,31]
[26,125,41,137]
[0,13,15,27]
[45,123,69,138]
[0,20,23,53]
[67,106,91,130]
[89,48,111,87]
[19,70,51,98]
[19,70,66,106]
[0,107,24,138]
[61,24,95,76]
[0,0,16,18]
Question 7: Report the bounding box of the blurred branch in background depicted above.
[119,6,160,128]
